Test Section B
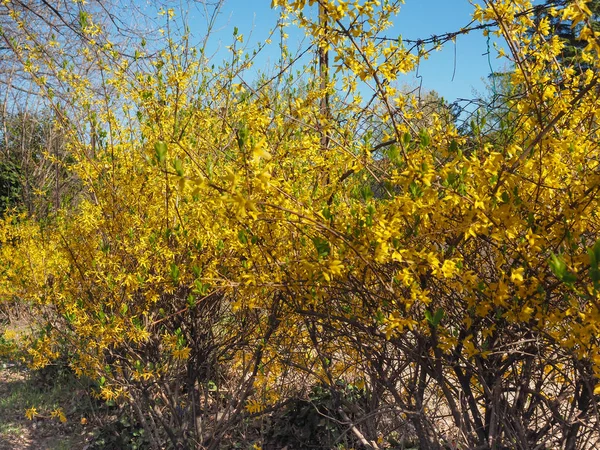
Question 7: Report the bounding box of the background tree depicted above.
[536,0,600,72]
[0,110,75,216]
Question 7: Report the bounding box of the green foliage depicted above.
[589,240,600,292]
[264,383,369,449]
[88,415,148,450]
[425,307,445,327]
[537,0,600,71]
[549,253,578,284]
[0,111,73,217]
[153,141,167,164]
[0,159,22,216]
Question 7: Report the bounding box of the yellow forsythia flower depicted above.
[25,407,38,420]
[51,407,67,423]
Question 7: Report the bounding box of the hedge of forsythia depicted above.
[2,0,600,448]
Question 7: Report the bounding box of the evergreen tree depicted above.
[537,0,600,72]
[0,159,21,216]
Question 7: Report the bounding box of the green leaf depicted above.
[549,253,567,279]
[425,308,444,327]
[360,185,373,202]
[419,130,430,147]
[409,181,422,199]
[449,139,459,153]
[132,317,143,329]
[154,141,167,164]
[172,158,184,176]
[312,237,331,258]
[237,124,249,150]
[187,294,196,308]
[64,312,75,323]
[78,11,89,29]
[432,308,445,326]
[192,265,201,278]
[562,272,578,284]
[365,204,375,227]
[446,171,458,187]
[588,240,600,290]
[424,310,432,324]
[549,253,577,284]
[386,144,400,163]
[193,280,209,296]
[170,263,180,283]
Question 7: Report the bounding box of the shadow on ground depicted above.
[0,366,90,450]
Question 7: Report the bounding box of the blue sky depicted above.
[183,0,506,103]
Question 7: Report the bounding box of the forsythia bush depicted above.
[2,0,600,448]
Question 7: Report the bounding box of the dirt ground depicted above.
[0,364,91,450]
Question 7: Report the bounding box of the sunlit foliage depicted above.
[1,0,600,448]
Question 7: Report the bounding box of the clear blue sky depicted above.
[184,0,505,103]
